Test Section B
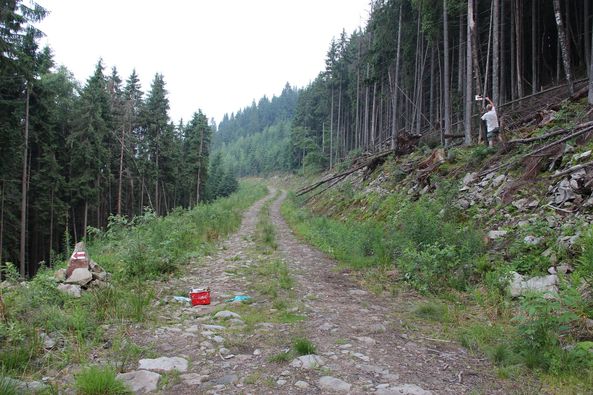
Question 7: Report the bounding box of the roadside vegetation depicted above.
[0,181,267,391]
[282,102,593,392]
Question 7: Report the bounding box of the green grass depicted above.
[0,376,20,395]
[0,181,267,387]
[414,302,451,323]
[292,337,317,355]
[75,365,131,395]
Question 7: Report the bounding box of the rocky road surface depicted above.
[118,188,524,394]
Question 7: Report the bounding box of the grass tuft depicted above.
[75,365,131,395]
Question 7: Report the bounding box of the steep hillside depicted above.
[284,97,593,391]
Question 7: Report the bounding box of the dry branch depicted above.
[546,160,593,179]
[296,149,393,197]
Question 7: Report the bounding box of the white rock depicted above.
[117,370,161,393]
[319,376,351,392]
[295,380,309,389]
[212,335,224,343]
[492,174,506,188]
[277,379,287,386]
[376,384,432,395]
[319,322,334,331]
[488,230,507,240]
[354,336,376,345]
[348,289,368,296]
[509,271,558,298]
[573,150,592,162]
[289,354,325,369]
[65,268,93,286]
[523,235,542,245]
[219,347,231,355]
[202,324,225,331]
[138,356,188,372]
[253,349,261,356]
[369,323,387,333]
[462,172,477,186]
[180,373,206,386]
[351,351,370,362]
[57,283,82,298]
[40,332,56,350]
[213,310,241,320]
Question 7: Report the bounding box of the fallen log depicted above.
[479,124,593,177]
[296,149,394,197]
[546,160,593,179]
[508,121,593,145]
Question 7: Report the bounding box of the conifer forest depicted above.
[1,0,593,277]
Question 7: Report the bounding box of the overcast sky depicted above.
[37,0,370,124]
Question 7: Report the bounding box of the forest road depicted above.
[126,187,530,394]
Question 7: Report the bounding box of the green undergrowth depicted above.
[89,181,268,280]
[282,185,485,293]
[0,181,267,388]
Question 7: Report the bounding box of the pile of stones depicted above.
[54,242,111,297]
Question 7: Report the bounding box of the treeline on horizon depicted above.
[217,0,592,175]
[0,1,237,277]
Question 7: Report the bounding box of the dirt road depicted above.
[120,188,523,394]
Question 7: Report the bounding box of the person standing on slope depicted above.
[480,96,501,147]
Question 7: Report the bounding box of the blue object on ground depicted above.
[173,296,191,303]
[225,295,251,302]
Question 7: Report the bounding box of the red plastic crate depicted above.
[189,288,210,306]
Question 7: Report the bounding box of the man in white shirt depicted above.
[480,96,501,147]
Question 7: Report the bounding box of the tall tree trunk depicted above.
[515,0,524,98]
[391,3,403,150]
[83,201,88,239]
[140,176,144,214]
[531,0,537,95]
[511,1,517,100]
[443,0,451,146]
[49,188,53,265]
[589,23,593,105]
[19,84,30,277]
[500,0,506,102]
[371,81,377,149]
[586,0,591,77]
[493,0,500,106]
[364,64,370,149]
[429,43,435,126]
[355,41,361,150]
[329,87,334,168]
[0,181,4,271]
[155,148,160,215]
[117,122,126,215]
[553,0,575,95]
[196,122,205,205]
[464,0,474,145]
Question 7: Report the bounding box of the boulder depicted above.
[319,376,351,392]
[57,283,81,298]
[213,310,241,320]
[138,356,188,372]
[290,354,325,369]
[65,268,92,286]
[376,384,433,395]
[509,271,558,298]
[487,230,507,240]
[462,172,477,186]
[117,370,161,393]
